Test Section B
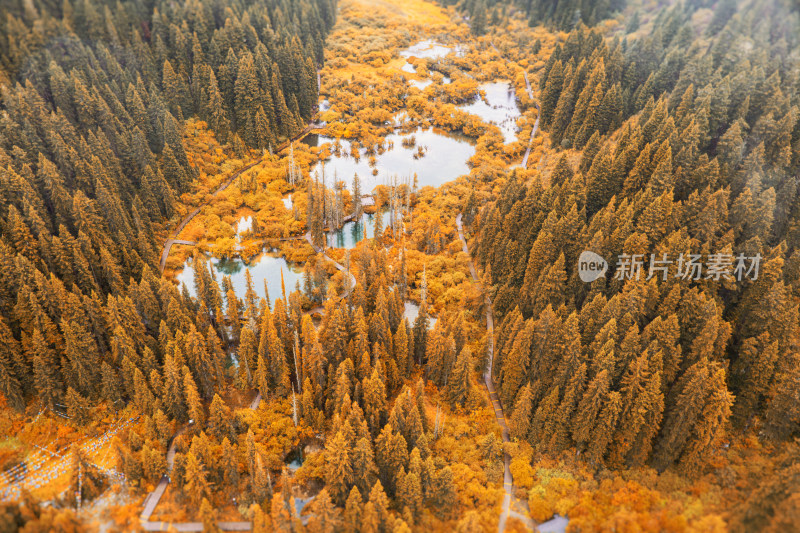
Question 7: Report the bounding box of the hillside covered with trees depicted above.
[469,0,800,529]
[0,0,335,409]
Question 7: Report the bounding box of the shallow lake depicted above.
[399,40,464,76]
[459,81,521,143]
[327,211,391,249]
[234,216,252,243]
[400,39,463,60]
[409,79,433,90]
[175,252,304,307]
[306,128,475,191]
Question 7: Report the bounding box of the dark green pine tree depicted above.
[31,329,61,410]
[235,52,261,147]
[447,347,473,407]
[0,318,25,411]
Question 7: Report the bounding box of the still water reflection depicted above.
[176,252,304,307]
[305,128,475,191]
[327,211,392,249]
[400,39,463,60]
[459,81,521,144]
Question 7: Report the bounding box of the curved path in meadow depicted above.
[456,214,535,533]
[159,124,323,273]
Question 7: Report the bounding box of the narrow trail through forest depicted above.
[521,72,540,169]
[158,123,322,273]
[466,48,541,532]
[140,242,351,530]
[139,394,269,531]
[456,214,535,533]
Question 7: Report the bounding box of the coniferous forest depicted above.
[0,0,799,531]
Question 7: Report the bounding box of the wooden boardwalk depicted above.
[304,232,357,300]
[520,71,540,170]
[456,214,535,533]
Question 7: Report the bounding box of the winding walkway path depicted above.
[139,424,190,530]
[138,394,267,531]
[159,124,323,273]
[520,72,540,170]
[456,214,534,533]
